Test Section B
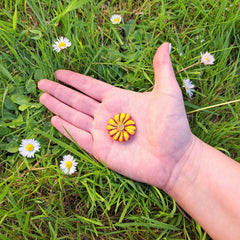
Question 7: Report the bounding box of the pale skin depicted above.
[38,43,240,240]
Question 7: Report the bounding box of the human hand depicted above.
[38,42,194,191]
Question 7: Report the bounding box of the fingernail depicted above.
[169,43,172,54]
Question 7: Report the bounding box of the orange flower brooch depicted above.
[107,113,136,142]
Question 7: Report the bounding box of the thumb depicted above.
[153,42,180,93]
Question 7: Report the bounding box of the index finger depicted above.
[55,69,115,101]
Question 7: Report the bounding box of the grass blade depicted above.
[12,6,17,31]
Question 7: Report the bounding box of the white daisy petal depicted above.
[183,79,195,98]
[59,154,78,175]
[200,51,215,65]
[52,37,72,52]
[110,14,122,24]
[19,138,40,158]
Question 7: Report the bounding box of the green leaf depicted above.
[0,142,19,153]
[52,145,61,154]
[25,80,37,95]
[4,96,18,110]
[11,94,30,105]
[2,110,17,121]
[18,104,30,111]
[9,114,24,128]
[0,64,16,84]
[18,103,41,111]
[6,142,19,153]
[0,127,10,136]
[34,69,43,81]
[29,29,42,40]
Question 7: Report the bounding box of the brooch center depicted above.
[117,123,125,131]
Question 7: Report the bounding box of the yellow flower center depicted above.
[186,87,190,90]
[26,144,34,151]
[65,161,72,169]
[117,123,125,131]
[114,18,120,24]
[206,57,209,61]
[58,42,66,49]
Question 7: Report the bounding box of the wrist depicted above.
[163,135,203,198]
[163,134,240,240]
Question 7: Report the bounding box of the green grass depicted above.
[0,0,239,239]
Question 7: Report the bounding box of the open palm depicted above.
[38,43,193,190]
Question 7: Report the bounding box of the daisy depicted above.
[52,36,71,53]
[59,155,78,175]
[19,139,40,158]
[110,14,122,24]
[183,79,195,98]
[200,51,215,65]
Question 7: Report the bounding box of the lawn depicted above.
[0,0,239,239]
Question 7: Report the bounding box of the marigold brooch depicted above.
[107,113,136,142]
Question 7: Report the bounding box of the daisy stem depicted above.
[176,61,199,74]
[64,50,77,72]
[21,158,42,177]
